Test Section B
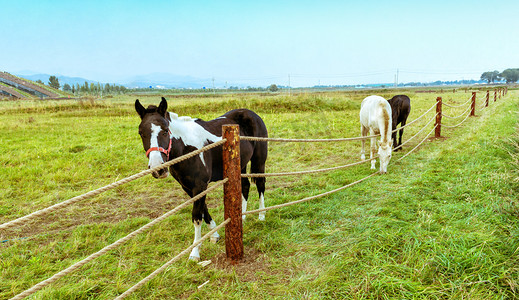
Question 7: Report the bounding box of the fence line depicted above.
[442,108,472,128]
[394,113,438,151]
[114,218,231,300]
[242,157,377,178]
[442,96,472,108]
[243,172,379,216]
[442,103,472,119]
[244,110,439,178]
[0,139,226,231]
[9,180,227,300]
[241,102,437,143]
[397,125,438,161]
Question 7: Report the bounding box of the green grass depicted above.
[0,89,517,299]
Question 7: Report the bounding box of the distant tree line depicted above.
[40,76,129,96]
[67,81,128,96]
[481,68,519,84]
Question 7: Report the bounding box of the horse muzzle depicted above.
[151,167,169,179]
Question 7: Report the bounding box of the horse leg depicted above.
[189,196,205,261]
[254,177,266,221]
[370,134,377,170]
[241,170,251,221]
[360,125,369,160]
[251,152,267,221]
[398,120,406,150]
[188,183,219,261]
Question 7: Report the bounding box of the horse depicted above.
[359,95,393,174]
[135,97,268,261]
[387,95,411,151]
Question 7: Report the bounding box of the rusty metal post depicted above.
[486,90,489,107]
[470,92,476,116]
[494,90,497,102]
[435,97,442,138]
[222,125,243,263]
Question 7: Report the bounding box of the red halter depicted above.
[145,129,173,160]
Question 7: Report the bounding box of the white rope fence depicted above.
[9,180,227,300]
[442,95,472,108]
[114,218,231,300]
[243,172,379,216]
[442,103,472,119]
[0,139,226,231]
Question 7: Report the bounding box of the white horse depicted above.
[359,95,393,174]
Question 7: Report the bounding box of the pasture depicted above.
[1,89,518,299]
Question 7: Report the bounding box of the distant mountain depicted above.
[16,72,222,89]
[16,73,98,87]
[125,73,218,89]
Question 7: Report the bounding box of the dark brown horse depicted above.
[387,95,411,151]
[135,97,268,260]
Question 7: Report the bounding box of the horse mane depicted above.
[381,104,390,145]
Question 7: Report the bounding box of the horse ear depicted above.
[158,97,168,117]
[135,99,146,119]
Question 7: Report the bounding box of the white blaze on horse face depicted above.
[168,112,221,166]
[148,123,167,176]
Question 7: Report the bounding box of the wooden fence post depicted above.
[470,92,476,116]
[222,125,244,263]
[494,90,497,102]
[486,90,489,107]
[435,97,442,138]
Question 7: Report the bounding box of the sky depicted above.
[2,0,518,87]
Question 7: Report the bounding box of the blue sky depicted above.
[2,0,518,87]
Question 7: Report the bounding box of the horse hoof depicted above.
[210,236,220,243]
[242,215,246,221]
[361,154,366,160]
[258,214,265,221]
[189,256,200,262]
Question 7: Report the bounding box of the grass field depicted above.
[1,88,518,299]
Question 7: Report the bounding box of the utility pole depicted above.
[288,74,291,96]
[212,77,215,95]
[396,69,399,87]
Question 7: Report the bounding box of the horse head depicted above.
[377,140,393,174]
[135,97,171,179]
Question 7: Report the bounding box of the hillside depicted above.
[0,72,69,99]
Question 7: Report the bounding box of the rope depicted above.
[241,134,380,142]
[393,113,438,151]
[243,105,438,178]
[397,125,438,162]
[0,139,226,231]
[242,157,377,178]
[114,218,231,300]
[442,104,472,119]
[241,103,437,143]
[442,96,472,108]
[243,172,379,215]
[390,102,437,134]
[9,180,227,300]
[442,109,472,128]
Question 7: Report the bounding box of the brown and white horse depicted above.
[135,97,268,260]
[359,95,393,174]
